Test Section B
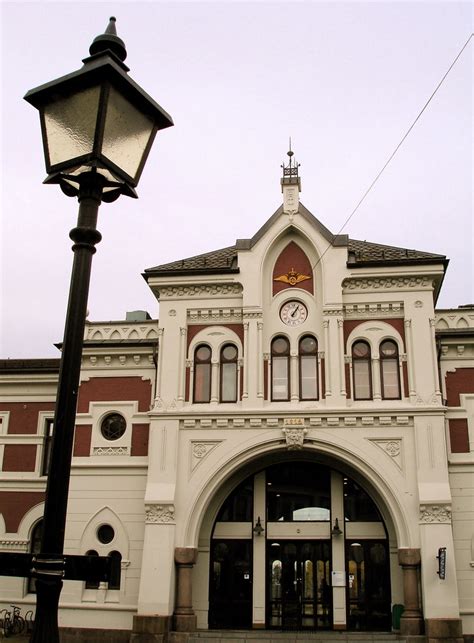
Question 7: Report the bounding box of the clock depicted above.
[280,300,308,326]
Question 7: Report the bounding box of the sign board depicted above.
[437,547,446,580]
[331,571,346,587]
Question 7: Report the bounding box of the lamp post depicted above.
[24,18,173,642]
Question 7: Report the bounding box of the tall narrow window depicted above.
[271,336,290,401]
[28,520,43,593]
[193,344,212,403]
[85,550,100,589]
[380,340,401,399]
[108,550,122,590]
[220,344,238,402]
[299,335,318,400]
[352,341,372,400]
[41,419,54,476]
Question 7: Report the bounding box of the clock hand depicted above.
[291,306,299,318]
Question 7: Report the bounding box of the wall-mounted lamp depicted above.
[332,518,342,536]
[437,547,446,579]
[253,516,264,537]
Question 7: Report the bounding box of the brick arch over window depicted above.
[272,241,314,295]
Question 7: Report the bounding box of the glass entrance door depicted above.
[346,540,391,631]
[267,541,331,630]
[209,540,252,628]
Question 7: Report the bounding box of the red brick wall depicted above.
[77,377,152,413]
[343,319,406,348]
[131,424,149,456]
[0,402,55,434]
[345,363,351,398]
[402,362,410,397]
[445,368,474,407]
[73,425,92,456]
[186,324,244,351]
[0,491,44,533]
[448,419,470,453]
[2,445,37,471]
[321,358,326,398]
[272,241,314,295]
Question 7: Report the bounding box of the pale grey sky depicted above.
[1,1,472,358]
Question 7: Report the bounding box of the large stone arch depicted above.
[182,433,413,549]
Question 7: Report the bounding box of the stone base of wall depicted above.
[60,627,130,642]
[173,614,197,632]
[130,615,171,643]
[425,618,464,643]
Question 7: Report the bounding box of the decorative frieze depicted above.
[158,284,242,299]
[93,446,129,456]
[342,277,432,293]
[0,539,29,551]
[179,415,414,430]
[145,504,175,524]
[419,504,452,524]
[187,308,243,322]
[85,322,158,343]
[343,303,404,318]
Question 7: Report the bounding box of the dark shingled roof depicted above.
[144,239,446,277]
[0,358,60,373]
[145,246,238,276]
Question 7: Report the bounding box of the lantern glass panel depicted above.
[102,87,155,182]
[43,86,100,168]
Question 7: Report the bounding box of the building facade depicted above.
[0,163,473,641]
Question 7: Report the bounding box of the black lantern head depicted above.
[24,17,173,200]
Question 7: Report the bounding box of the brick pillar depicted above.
[173,547,198,632]
[398,548,423,635]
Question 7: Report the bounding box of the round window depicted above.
[101,413,126,441]
[222,344,237,361]
[195,345,212,362]
[97,524,115,544]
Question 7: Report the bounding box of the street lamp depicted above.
[24,17,173,642]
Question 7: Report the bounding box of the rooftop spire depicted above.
[281,138,300,184]
[280,140,301,216]
[89,16,127,62]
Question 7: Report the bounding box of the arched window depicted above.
[28,520,43,593]
[271,336,290,401]
[108,550,122,590]
[85,550,100,589]
[380,340,401,399]
[193,344,212,403]
[299,335,318,400]
[220,344,238,402]
[352,341,372,400]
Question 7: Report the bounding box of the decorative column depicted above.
[242,322,249,399]
[290,350,299,401]
[177,327,187,403]
[323,319,332,397]
[429,318,442,401]
[404,319,417,400]
[257,321,264,398]
[154,328,165,407]
[210,360,219,403]
[173,547,198,632]
[372,354,382,401]
[398,549,423,635]
[337,319,346,397]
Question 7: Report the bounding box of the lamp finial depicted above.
[89,16,127,62]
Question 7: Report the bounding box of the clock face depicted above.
[280,300,308,326]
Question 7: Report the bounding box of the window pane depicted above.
[194,363,211,402]
[381,359,400,399]
[267,463,330,521]
[353,360,371,399]
[300,356,318,400]
[221,362,237,402]
[272,356,289,399]
[272,337,289,355]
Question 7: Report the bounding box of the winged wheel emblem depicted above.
[274,268,311,287]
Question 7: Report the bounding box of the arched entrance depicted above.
[207,459,392,632]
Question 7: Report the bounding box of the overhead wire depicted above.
[309,32,473,272]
